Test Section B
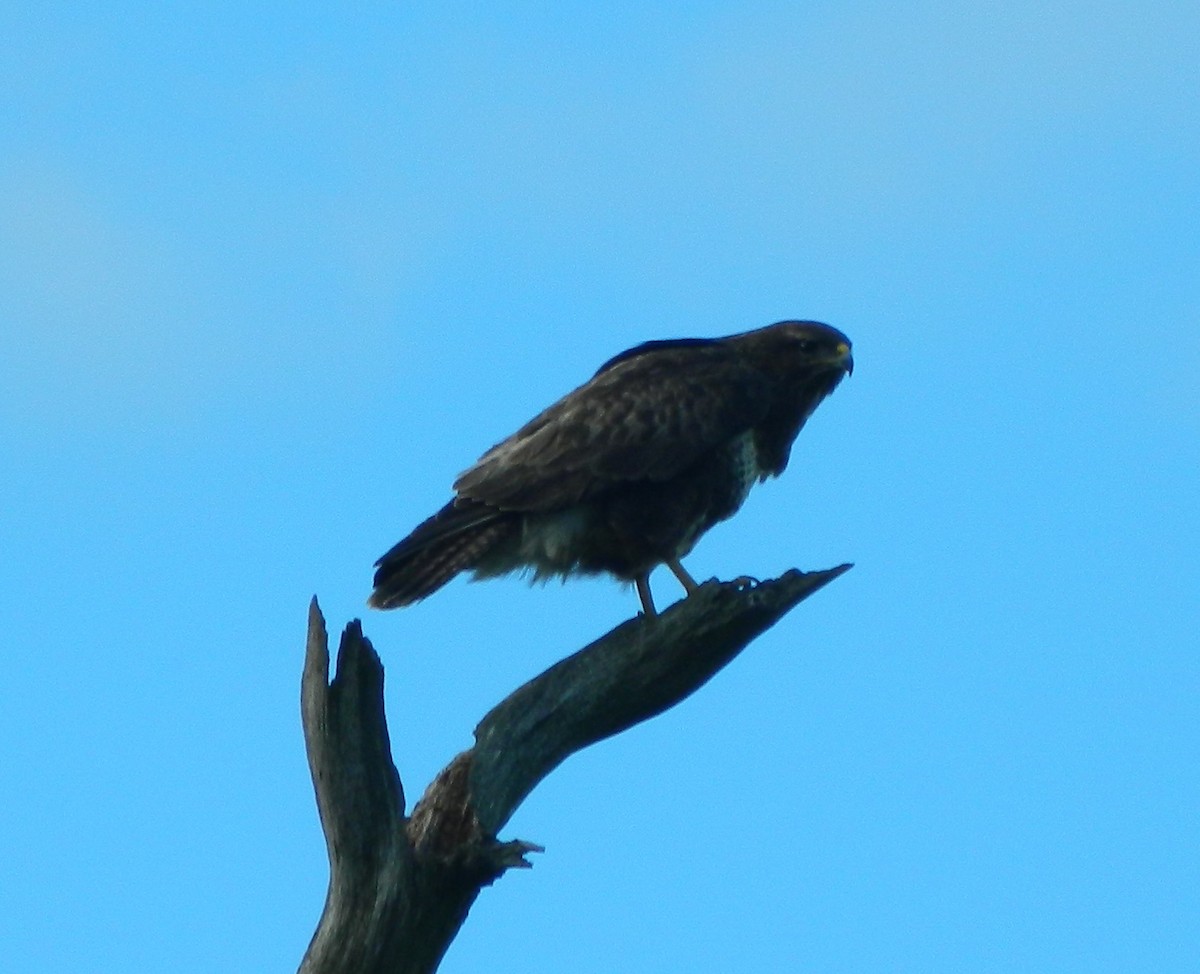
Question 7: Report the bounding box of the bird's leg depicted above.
[666,558,700,595]
[635,574,657,618]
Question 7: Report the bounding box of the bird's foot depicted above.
[728,574,761,592]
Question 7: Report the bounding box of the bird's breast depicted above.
[668,432,761,558]
[728,431,761,511]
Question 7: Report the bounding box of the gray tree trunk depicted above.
[298,566,851,974]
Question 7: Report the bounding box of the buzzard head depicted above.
[747,320,853,378]
[735,320,853,476]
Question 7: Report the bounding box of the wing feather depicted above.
[453,345,773,511]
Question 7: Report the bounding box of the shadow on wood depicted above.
[298,565,851,974]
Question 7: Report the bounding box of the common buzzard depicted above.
[370,320,852,616]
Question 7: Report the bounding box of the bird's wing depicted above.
[452,345,773,511]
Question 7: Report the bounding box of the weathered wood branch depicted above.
[299,565,851,974]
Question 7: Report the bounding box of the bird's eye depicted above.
[796,339,817,353]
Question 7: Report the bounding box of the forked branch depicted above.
[299,565,851,974]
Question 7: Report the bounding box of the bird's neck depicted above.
[755,376,841,476]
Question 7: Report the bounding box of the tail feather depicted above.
[369,500,515,609]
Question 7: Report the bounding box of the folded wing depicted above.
[453,344,774,512]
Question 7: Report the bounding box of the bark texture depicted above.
[299,565,851,973]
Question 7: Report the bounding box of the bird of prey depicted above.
[369,320,852,617]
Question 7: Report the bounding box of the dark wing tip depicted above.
[366,588,407,610]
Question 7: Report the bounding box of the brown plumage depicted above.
[370,320,853,616]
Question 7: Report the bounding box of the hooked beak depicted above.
[834,340,853,376]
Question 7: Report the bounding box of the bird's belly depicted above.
[471,507,596,581]
[473,433,764,584]
[517,508,591,572]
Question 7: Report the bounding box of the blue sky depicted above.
[2,2,1197,971]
